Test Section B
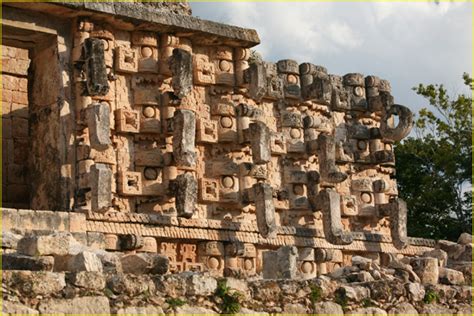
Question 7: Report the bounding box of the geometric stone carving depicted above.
[277,59,300,99]
[119,234,144,251]
[317,133,348,184]
[213,46,234,86]
[378,198,409,249]
[115,46,138,73]
[193,53,215,85]
[118,171,142,196]
[343,73,367,112]
[196,118,218,143]
[115,109,140,133]
[300,63,331,104]
[380,104,414,142]
[199,178,219,202]
[314,189,353,245]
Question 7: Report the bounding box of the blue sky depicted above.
[191,1,472,114]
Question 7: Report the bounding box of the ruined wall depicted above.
[1,45,30,208]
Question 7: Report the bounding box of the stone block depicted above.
[185,273,218,296]
[93,249,123,273]
[115,46,138,73]
[406,282,425,302]
[82,38,110,96]
[2,301,39,315]
[2,231,22,249]
[90,163,112,211]
[38,296,110,314]
[68,271,106,290]
[423,249,448,267]
[348,307,387,315]
[410,257,439,285]
[248,121,271,164]
[437,239,465,259]
[172,109,196,167]
[107,274,155,296]
[2,270,66,297]
[174,172,197,218]
[262,246,298,279]
[439,267,465,285]
[457,232,473,245]
[17,232,80,257]
[313,301,343,315]
[169,48,193,98]
[253,182,277,238]
[86,103,111,150]
[121,253,169,275]
[2,253,54,271]
[115,108,140,133]
[55,250,103,272]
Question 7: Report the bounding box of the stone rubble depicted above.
[2,231,472,314]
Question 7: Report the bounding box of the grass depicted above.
[166,297,186,309]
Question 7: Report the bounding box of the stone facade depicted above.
[0,0,466,290]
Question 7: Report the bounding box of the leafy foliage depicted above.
[423,288,440,304]
[334,288,348,309]
[215,279,242,315]
[395,73,472,240]
[309,285,322,304]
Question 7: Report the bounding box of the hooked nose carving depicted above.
[380,104,413,141]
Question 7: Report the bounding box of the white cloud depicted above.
[192,1,472,111]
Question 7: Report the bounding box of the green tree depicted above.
[395,73,472,241]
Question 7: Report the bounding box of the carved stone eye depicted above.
[221,176,234,189]
[219,60,231,72]
[142,106,155,118]
[243,258,253,270]
[361,192,372,204]
[220,116,233,128]
[293,184,304,196]
[144,167,158,180]
[301,261,314,274]
[354,86,365,97]
[101,39,109,51]
[287,74,298,84]
[357,140,367,150]
[290,128,301,139]
[207,256,220,269]
[141,46,153,58]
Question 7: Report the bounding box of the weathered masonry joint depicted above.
[2,1,436,279]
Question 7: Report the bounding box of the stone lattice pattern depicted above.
[70,14,414,276]
[1,2,422,279]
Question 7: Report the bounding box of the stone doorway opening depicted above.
[2,44,31,208]
[2,24,63,210]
